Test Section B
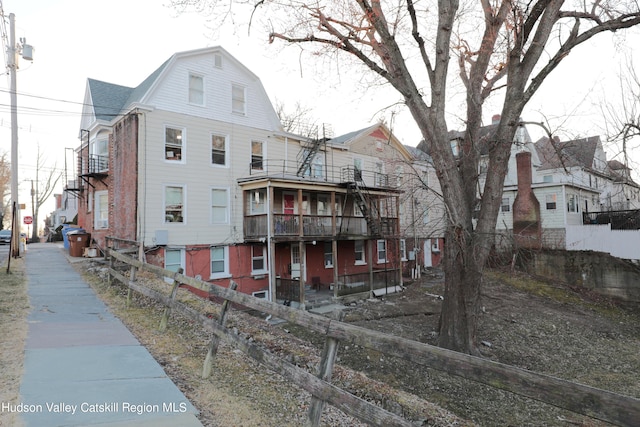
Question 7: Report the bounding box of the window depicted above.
[375,162,385,187]
[353,158,363,181]
[377,240,387,263]
[165,185,184,223]
[164,248,184,282]
[543,175,553,183]
[91,138,109,171]
[251,141,263,170]
[400,239,407,261]
[211,188,229,223]
[251,245,266,273]
[501,197,511,212]
[165,127,184,161]
[312,155,324,178]
[354,240,365,264]
[567,194,578,213]
[546,194,557,210]
[250,190,266,214]
[422,206,429,224]
[210,246,229,278]
[232,84,246,114]
[188,73,204,105]
[479,159,488,174]
[95,190,108,229]
[211,134,227,166]
[395,166,403,187]
[450,140,460,157]
[324,242,333,268]
[317,195,330,216]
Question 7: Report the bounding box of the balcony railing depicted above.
[336,269,401,296]
[244,214,398,239]
[79,154,109,176]
[245,159,393,189]
[583,209,640,230]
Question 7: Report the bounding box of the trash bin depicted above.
[62,225,82,249]
[68,230,91,257]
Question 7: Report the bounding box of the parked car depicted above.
[0,229,11,244]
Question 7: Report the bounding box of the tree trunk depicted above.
[437,225,482,355]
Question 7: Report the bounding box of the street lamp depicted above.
[7,13,34,257]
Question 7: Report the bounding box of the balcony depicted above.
[244,213,398,240]
[79,154,109,178]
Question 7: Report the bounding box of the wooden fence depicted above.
[104,241,640,427]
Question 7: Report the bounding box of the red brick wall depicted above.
[110,114,139,244]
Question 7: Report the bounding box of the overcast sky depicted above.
[2,0,639,225]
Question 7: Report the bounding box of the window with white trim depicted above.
[354,240,365,264]
[546,194,557,210]
[211,188,229,224]
[211,134,227,166]
[210,246,229,278]
[400,239,407,261]
[165,185,185,223]
[501,197,511,212]
[94,190,108,229]
[165,127,184,161]
[567,194,578,213]
[232,84,246,115]
[250,190,266,214]
[251,140,263,170]
[188,73,204,105]
[377,240,387,263]
[165,248,184,276]
[251,245,266,274]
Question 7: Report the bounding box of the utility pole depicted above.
[6,12,34,257]
[8,12,19,257]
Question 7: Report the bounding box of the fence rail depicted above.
[105,244,640,426]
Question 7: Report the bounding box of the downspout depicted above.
[562,184,568,249]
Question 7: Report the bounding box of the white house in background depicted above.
[47,180,79,228]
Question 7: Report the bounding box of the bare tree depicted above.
[172,0,640,354]
[602,57,640,176]
[29,148,62,242]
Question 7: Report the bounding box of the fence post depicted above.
[126,263,137,307]
[159,268,184,332]
[308,309,345,426]
[202,281,238,379]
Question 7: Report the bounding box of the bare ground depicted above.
[4,254,638,426]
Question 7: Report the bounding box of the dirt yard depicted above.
[6,257,635,427]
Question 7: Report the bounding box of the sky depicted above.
[1,0,639,230]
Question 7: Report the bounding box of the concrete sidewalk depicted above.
[18,243,203,427]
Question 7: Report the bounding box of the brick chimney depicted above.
[512,151,541,249]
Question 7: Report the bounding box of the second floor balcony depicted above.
[79,154,109,177]
[244,213,398,240]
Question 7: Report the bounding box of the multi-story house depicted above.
[70,47,425,306]
[48,181,79,231]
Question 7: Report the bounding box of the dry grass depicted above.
[0,258,29,427]
[77,261,467,426]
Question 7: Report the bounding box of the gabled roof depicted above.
[534,136,601,171]
[328,123,414,160]
[84,46,264,125]
[86,79,134,122]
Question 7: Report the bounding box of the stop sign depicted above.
[23,216,33,225]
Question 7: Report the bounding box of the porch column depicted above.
[267,184,275,301]
[299,240,306,310]
[368,239,374,293]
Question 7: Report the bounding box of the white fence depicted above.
[565,225,640,261]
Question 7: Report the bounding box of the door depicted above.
[290,245,301,279]
[423,240,433,268]
[284,193,295,215]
